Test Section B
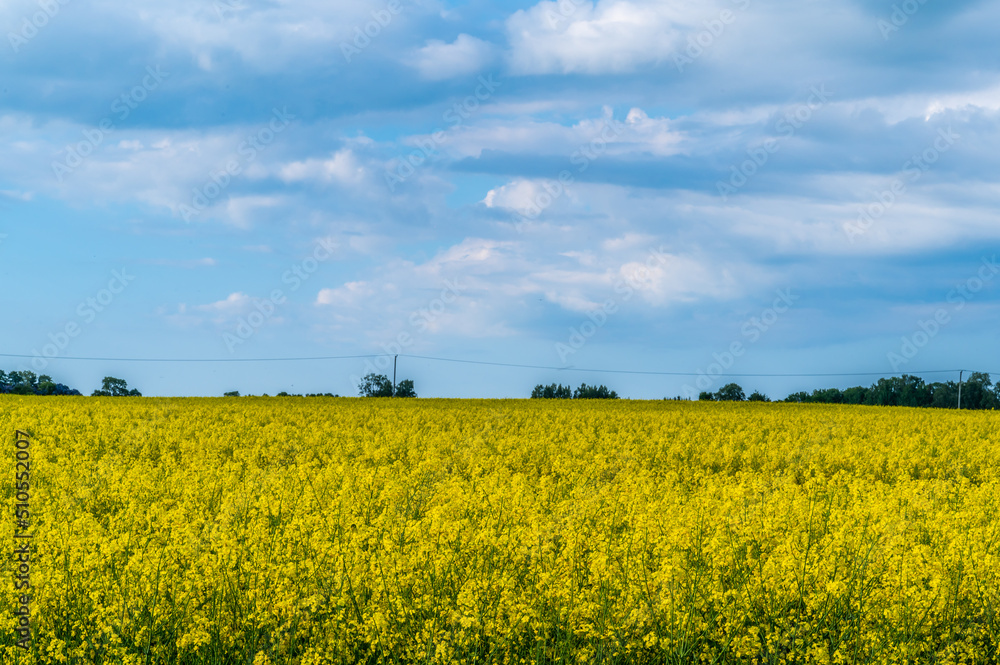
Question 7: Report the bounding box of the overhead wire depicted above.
[0,352,980,378]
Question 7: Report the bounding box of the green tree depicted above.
[531,383,572,399]
[863,375,929,407]
[961,372,995,410]
[573,383,619,399]
[36,375,57,395]
[811,388,844,404]
[224,391,240,397]
[747,390,770,402]
[358,373,394,397]
[843,386,868,405]
[929,382,958,409]
[714,383,745,402]
[394,379,417,398]
[92,376,141,397]
[9,371,37,389]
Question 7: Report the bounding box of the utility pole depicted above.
[393,355,397,396]
[958,370,964,410]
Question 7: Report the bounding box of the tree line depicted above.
[0,370,80,395]
[5,368,996,408]
[531,383,619,399]
[698,373,1000,409]
[0,372,140,396]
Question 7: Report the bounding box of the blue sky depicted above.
[1,0,999,398]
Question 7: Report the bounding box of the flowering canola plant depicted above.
[2,396,1000,663]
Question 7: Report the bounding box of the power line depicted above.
[0,350,981,379]
[400,355,971,378]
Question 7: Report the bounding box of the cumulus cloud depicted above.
[408,34,496,80]
[506,0,702,75]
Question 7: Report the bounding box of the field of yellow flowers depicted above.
[2,396,1000,664]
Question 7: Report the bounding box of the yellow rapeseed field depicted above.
[2,396,1000,664]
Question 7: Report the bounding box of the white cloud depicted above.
[278,149,367,185]
[506,0,701,75]
[483,179,572,216]
[198,292,252,313]
[408,34,496,80]
[316,281,377,307]
[438,107,682,160]
[121,0,401,73]
[617,253,740,306]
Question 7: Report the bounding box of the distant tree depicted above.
[961,372,996,410]
[928,382,956,409]
[842,386,868,405]
[531,383,572,399]
[902,375,931,408]
[358,373,395,397]
[865,377,909,407]
[747,390,770,402]
[698,391,716,401]
[784,391,810,403]
[92,376,141,397]
[811,388,844,404]
[9,371,36,390]
[573,383,619,399]
[36,375,57,395]
[714,383,746,402]
[394,379,417,398]
[224,391,240,397]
